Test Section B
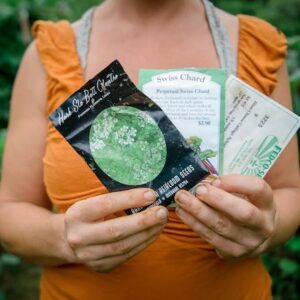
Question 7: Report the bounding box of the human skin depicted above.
[0,0,299,272]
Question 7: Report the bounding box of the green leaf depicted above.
[278,258,299,277]
[286,236,300,252]
[0,253,21,266]
[288,35,300,49]
[186,136,203,149]
[199,149,218,160]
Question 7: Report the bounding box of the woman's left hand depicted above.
[175,174,278,260]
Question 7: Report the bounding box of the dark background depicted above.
[0,0,299,299]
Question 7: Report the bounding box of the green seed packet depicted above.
[139,68,225,175]
[49,60,209,214]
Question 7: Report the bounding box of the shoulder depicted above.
[32,19,75,50]
[238,14,287,52]
[31,19,82,80]
[237,15,288,95]
[238,14,284,35]
[12,41,47,111]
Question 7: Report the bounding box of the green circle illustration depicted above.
[89,106,167,185]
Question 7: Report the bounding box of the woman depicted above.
[0,0,299,299]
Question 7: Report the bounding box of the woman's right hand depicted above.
[64,188,168,273]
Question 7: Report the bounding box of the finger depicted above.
[175,191,266,249]
[67,205,168,246]
[66,188,157,222]
[174,190,245,242]
[86,234,158,273]
[211,175,273,207]
[176,188,263,229]
[176,207,250,260]
[75,224,163,262]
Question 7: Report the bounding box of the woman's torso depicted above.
[32,1,287,299]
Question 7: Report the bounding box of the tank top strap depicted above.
[76,1,236,79]
[76,7,95,72]
[203,0,237,77]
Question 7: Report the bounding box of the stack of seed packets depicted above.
[139,68,225,176]
[49,60,300,214]
[139,69,300,179]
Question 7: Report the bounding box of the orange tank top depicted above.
[32,14,287,300]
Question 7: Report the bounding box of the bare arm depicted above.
[0,42,73,265]
[264,62,300,248]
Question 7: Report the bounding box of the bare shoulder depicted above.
[12,41,47,111]
[0,41,49,207]
[216,8,239,28]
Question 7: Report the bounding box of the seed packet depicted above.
[224,76,300,177]
[139,68,225,175]
[49,60,210,214]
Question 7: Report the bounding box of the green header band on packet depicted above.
[49,60,210,214]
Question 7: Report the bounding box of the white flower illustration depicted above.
[115,125,137,145]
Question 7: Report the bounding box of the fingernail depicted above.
[144,190,157,203]
[175,192,189,205]
[196,185,207,196]
[156,208,168,220]
[212,178,221,187]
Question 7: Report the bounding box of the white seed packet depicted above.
[224,75,300,177]
[139,68,226,175]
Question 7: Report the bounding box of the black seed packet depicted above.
[49,60,210,214]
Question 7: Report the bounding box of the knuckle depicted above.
[231,246,247,259]
[76,249,91,262]
[211,215,228,235]
[110,240,131,255]
[65,203,82,223]
[217,247,247,261]
[239,207,256,224]
[99,263,118,273]
[262,221,275,238]
[86,260,104,272]
[99,266,114,273]
[108,223,123,240]
[138,210,152,227]
[86,261,119,273]
[66,233,83,248]
[216,249,233,260]
[247,240,260,251]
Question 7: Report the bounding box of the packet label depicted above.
[139,68,225,174]
[224,75,300,177]
[49,60,209,214]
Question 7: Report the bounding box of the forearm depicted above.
[0,201,75,266]
[266,187,300,250]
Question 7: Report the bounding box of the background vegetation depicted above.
[0,0,299,299]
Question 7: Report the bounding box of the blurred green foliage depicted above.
[0,0,299,299]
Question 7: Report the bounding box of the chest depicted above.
[84,19,227,84]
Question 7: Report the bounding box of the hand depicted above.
[175,175,277,260]
[64,188,168,272]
